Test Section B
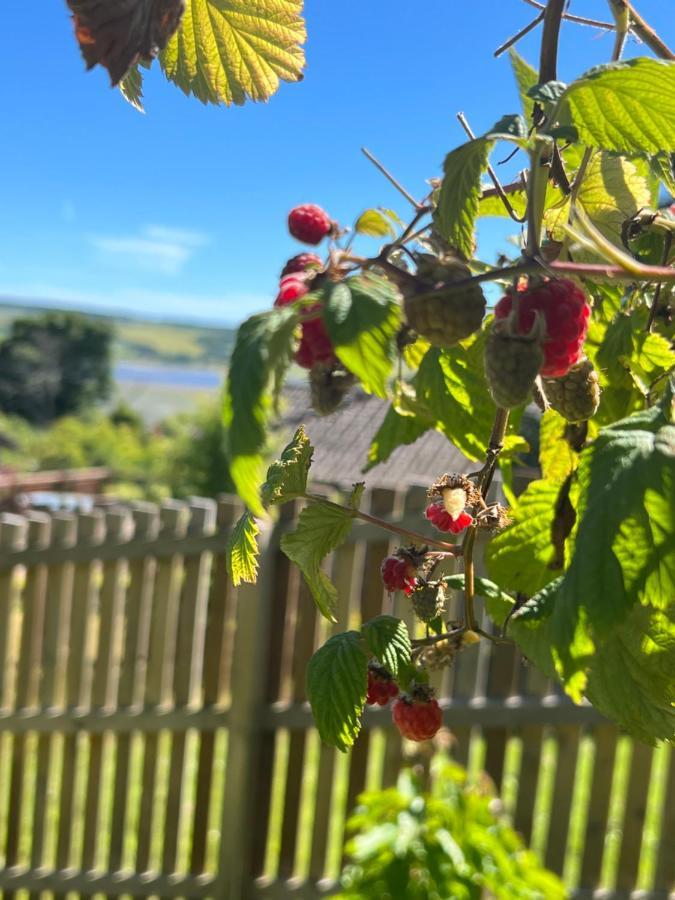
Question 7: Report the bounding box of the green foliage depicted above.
[559,58,675,154]
[306,631,368,752]
[226,512,260,587]
[260,426,313,507]
[322,275,401,398]
[160,0,306,106]
[354,209,399,238]
[0,312,112,426]
[163,401,235,499]
[509,49,538,119]
[338,757,566,899]
[361,616,411,677]
[280,502,354,621]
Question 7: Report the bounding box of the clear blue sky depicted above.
[0,2,672,325]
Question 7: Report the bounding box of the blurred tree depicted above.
[163,400,235,498]
[0,312,112,424]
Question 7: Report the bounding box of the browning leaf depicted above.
[67,0,185,85]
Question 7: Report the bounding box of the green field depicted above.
[0,301,236,368]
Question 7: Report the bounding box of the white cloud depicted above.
[88,224,211,276]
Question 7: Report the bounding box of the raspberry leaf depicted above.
[307,632,368,752]
[434,138,490,258]
[509,49,538,120]
[354,209,398,238]
[224,306,299,514]
[486,479,569,596]
[557,58,675,155]
[226,511,260,586]
[364,405,431,472]
[119,65,145,112]
[361,616,411,678]
[322,275,401,398]
[260,426,313,507]
[280,503,354,622]
[160,0,306,106]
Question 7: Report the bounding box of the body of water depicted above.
[114,363,222,389]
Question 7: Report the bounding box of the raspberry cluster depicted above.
[366,664,399,706]
[425,501,473,534]
[281,252,323,278]
[392,690,443,741]
[494,279,590,378]
[380,553,418,595]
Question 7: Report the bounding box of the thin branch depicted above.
[457,113,527,223]
[494,11,544,58]
[361,147,422,209]
[539,0,566,85]
[521,0,614,30]
[646,232,673,333]
[606,0,675,60]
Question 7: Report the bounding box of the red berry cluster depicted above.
[366,666,399,706]
[274,205,338,369]
[380,553,418,595]
[392,692,443,741]
[425,501,473,534]
[495,279,590,378]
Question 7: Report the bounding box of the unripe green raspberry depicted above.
[309,365,356,416]
[542,357,601,422]
[484,317,545,409]
[410,581,446,623]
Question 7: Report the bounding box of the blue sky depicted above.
[0,1,672,325]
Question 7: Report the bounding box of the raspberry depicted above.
[410,580,446,623]
[381,554,418,595]
[281,253,323,278]
[425,501,473,534]
[288,204,333,245]
[295,312,337,369]
[484,317,546,409]
[404,254,486,347]
[542,357,601,422]
[309,364,355,415]
[392,689,443,741]
[366,664,399,706]
[494,279,590,377]
[275,275,309,308]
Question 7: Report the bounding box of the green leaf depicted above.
[349,482,365,510]
[539,410,579,484]
[280,502,354,621]
[485,479,564,596]
[434,138,490,256]
[226,511,260,586]
[443,574,515,625]
[224,306,298,513]
[509,49,539,119]
[307,632,368,751]
[478,189,528,220]
[559,58,675,155]
[260,425,312,507]
[364,404,430,472]
[527,80,567,103]
[361,616,412,677]
[354,209,397,238]
[545,153,651,246]
[322,275,401,398]
[119,65,144,112]
[160,0,306,106]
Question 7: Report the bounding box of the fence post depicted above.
[217,515,275,898]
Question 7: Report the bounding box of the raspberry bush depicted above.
[225,4,675,753]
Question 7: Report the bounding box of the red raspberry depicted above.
[381,555,417,595]
[392,692,443,741]
[425,501,473,535]
[281,253,323,278]
[288,204,333,245]
[294,311,338,369]
[494,279,590,378]
[366,666,399,706]
[275,275,309,308]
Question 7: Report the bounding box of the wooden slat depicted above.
[616,741,653,891]
[0,515,28,709]
[162,500,216,875]
[653,744,675,893]
[135,502,188,876]
[579,725,619,890]
[546,724,582,875]
[108,503,160,875]
[512,658,551,847]
[3,514,51,877]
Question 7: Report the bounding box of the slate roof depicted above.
[279,383,477,491]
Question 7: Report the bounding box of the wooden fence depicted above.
[0,489,672,899]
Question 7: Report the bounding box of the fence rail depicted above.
[0,490,672,899]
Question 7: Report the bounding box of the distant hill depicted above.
[0,301,236,368]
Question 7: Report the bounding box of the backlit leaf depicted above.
[307,632,368,751]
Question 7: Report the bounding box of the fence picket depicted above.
[0,515,28,710]
[579,724,619,890]
[653,744,675,893]
[545,724,582,874]
[615,741,653,891]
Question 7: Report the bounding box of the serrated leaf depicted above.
[485,480,565,596]
[489,114,529,140]
[280,502,354,621]
[160,0,306,106]
[226,511,260,586]
[403,338,431,369]
[224,306,298,514]
[322,275,401,398]
[260,425,312,507]
[509,49,539,119]
[434,138,490,256]
[559,58,675,155]
[478,189,528,220]
[364,404,430,472]
[361,616,411,677]
[528,80,567,103]
[354,209,397,238]
[119,65,144,112]
[307,632,368,751]
[539,410,579,484]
